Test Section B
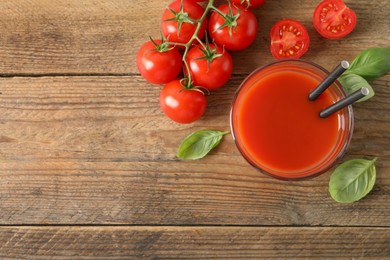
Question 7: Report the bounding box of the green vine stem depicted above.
[164,0,219,89]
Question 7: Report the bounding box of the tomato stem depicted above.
[210,5,228,19]
[214,3,240,38]
[162,0,236,90]
[172,42,187,47]
[162,0,222,89]
[180,0,215,87]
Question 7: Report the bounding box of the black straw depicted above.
[309,60,350,101]
[320,87,370,118]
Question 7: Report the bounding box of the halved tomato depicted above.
[270,19,310,59]
[313,0,357,39]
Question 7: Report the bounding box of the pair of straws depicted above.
[308,60,369,118]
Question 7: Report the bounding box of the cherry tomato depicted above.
[231,0,265,9]
[185,43,233,90]
[208,4,258,51]
[161,0,208,44]
[136,40,182,84]
[313,0,357,39]
[270,19,310,59]
[160,80,207,124]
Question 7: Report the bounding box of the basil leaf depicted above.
[329,158,377,203]
[339,74,375,102]
[345,47,390,80]
[177,130,229,160]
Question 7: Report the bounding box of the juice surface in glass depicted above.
[230,60,353,180]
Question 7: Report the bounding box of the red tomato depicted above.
[313,0,357,39]
[185,44,233,90]
[208,4,258,51]
[160,80,207,124]
[136,40,182,84]
[270,19,310,59]
[231,0,265,9]
[161,0,207,44]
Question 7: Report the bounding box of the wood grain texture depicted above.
[0,0,388,75]
[1,76,389,225]
[0,226,389,259]
[1,0,390,257]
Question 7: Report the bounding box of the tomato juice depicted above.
[231,60,354,180]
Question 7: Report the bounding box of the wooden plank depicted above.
[1,159,390,225]
[0,75,389,162]
[0,226,389,259]
[0,0,167,75]
[0,0,388,75]
[0,76,389,225]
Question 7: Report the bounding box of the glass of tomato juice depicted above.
[230,60,354,180]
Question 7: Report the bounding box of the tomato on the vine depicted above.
[270,19,310,59]
[185,43,233,90]
[313,0,357,39]
[231,0,265,9]
[160,80,207,124]
[208,4,258,51]
[161,0,208,44]
[136,40,182,84]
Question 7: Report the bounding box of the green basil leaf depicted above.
[177,130,229,160]
[329,158,377,203]
[345,47,390,80]
[339,74,375,103]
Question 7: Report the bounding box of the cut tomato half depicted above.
[270,19,310,59]
[313,0,357,39]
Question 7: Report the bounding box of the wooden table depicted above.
[0,0,389,258]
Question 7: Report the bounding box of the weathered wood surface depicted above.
[0,0,388,75]
[0,0,389,258]
[0,76,389,225]
[0,227,389,259]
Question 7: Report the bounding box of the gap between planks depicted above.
[0,73,249,78]
[0,73,135,78]
[0,224,389,228]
